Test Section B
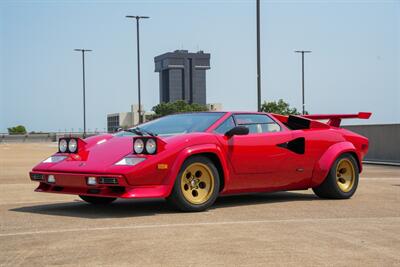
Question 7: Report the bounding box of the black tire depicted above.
[312,153,359,199]
[79,195,117,205]
[167,156,220,212]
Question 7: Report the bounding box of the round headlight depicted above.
[145,139,157,154]
[59,139,68,153]
[68,139,78,153]
[134,139,144,154]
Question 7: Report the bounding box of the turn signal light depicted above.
[47,175,56,183]
[87,177,97,186]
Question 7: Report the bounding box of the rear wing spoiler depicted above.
[303,112,372,127]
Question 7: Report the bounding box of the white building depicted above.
[107,103,223,133]
[207,103,223,111]
[107,104,149,132]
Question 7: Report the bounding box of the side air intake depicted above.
[277,137,305,155]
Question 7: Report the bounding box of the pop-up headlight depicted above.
[145,139,157,154]
[133,138,157,154]
[58,138,80,153]
[59,139,68,153]
[68,139,78,153]
[133,139,145,154]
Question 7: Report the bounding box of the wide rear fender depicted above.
[310,141,361,187]
[164,143,230,196]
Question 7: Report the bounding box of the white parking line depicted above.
[361,177,400,180]
[0,200,75,206]
[0,216,398,237]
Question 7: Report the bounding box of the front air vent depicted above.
[98,177,119,185]
[31,173,44,181]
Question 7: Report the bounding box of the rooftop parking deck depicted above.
[1,143,399,266]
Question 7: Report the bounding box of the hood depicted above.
[33,132,217,174]
[35,135,134,173]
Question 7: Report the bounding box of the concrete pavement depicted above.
[1,143,399,266]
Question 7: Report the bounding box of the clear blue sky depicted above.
[1,0,399,132]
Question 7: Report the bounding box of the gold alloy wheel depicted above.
[180,162,215,205]
[336,158,356,193]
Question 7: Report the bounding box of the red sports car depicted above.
[30,111,371,211]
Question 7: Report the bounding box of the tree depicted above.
[151,100,208,118]
[260,99,304,115]
[8,125,27,135]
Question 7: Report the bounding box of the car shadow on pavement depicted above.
[214,191,318,209]
[10,191,318,219]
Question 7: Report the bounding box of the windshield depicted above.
[116,112,225,136]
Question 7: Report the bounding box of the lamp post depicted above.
[256,0,262,112]
[74,48,92,138]
[294,50,312,115]
[126,15,150,124]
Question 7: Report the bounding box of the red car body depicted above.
[30,112,371,200]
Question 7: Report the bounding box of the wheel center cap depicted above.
[190,180,196,187]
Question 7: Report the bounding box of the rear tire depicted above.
[79,195,116,205]
[167,156,220,212]
[313,153,359,199]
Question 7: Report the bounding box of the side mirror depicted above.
[225,126,249,138]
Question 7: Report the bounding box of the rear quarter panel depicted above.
[310,128,368,187]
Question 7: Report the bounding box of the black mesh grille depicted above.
[99,177,118,185]
[31,173,44,181]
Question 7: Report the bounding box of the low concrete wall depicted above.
[0,133,55,143]
[2,126,399,164]
[344,124,400,164]
[0,133,100,143]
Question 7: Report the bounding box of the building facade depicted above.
[154,50,210,105]
[106,104,147,132]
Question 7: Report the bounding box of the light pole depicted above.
[74,48,92,138]
[126,15,150,124]
[294,50,312,115]
[256,0,262,112]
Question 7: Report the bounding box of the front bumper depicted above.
[29,171,171,199]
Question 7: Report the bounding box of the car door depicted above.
[215,114,295,189]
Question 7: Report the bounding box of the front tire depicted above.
[167,156,220,212]
[79,195,117,205]
[313,153,359,199]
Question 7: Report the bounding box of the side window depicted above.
[214,116,236,134]
[234,114,281,134]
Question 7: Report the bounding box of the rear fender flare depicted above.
[310,142,361,187]
[164,144,230,196]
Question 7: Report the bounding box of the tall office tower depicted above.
[154,50,210,105]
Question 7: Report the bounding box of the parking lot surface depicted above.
[1,143,399,266]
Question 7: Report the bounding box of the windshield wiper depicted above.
[127,127,157,137]
[137,127,157,136]
[125,128,143,136]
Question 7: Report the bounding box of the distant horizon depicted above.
[1,1,399,132]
